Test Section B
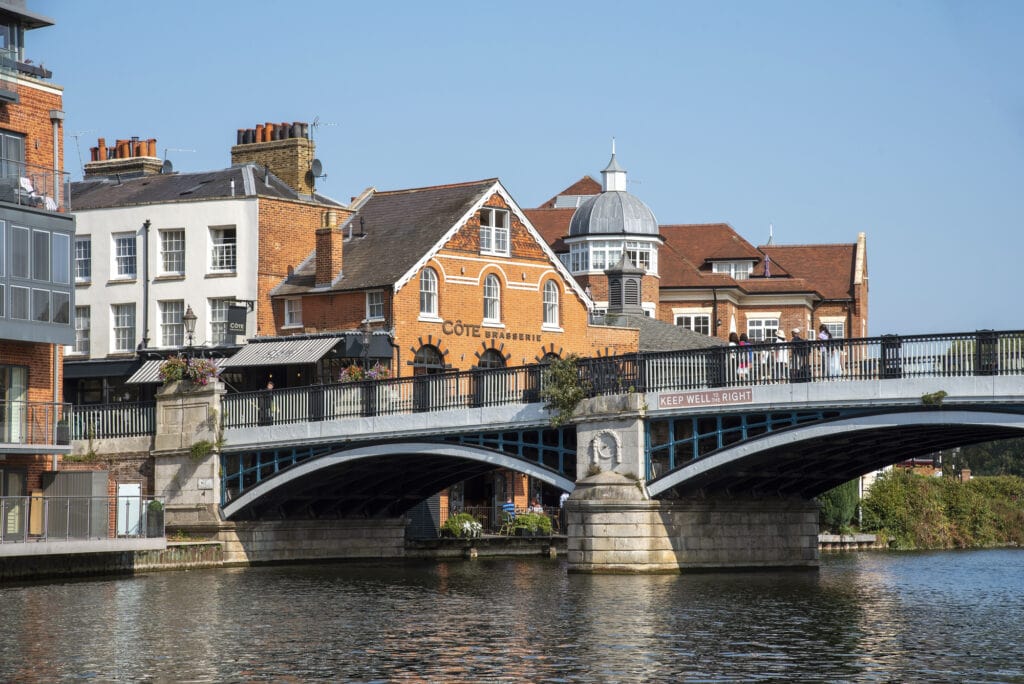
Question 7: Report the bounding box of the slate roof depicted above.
[274,179,499,295]
[597,313,726,353]
[70,165,343,210]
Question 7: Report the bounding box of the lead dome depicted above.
[568,149,658,236]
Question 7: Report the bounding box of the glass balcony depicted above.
[0,159,71,212]
[0,399,71,451]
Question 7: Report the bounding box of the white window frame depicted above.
[820,320,846,339]
[366,290,384,321]
[112,232,136,280]
[419,268,438,318]
[675,314,711,335]
[210,298,232,345]
[483,274,501,323]
[479,208,510,256]
[542,280,560,329]
[283,298,302,328]
[711,261,754,280]
[74,236,91,283]
[590,240,622,271]
[74,305,90,354]
[624,240,653,272]
[112,303,135,352]
[160,229,185,276]
[159,300,184,348]
[209,225,237,273]
[746,317,780,342]
[569,243,589,273]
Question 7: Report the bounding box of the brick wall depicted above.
[285,191,639,374]
[256,198,352,336]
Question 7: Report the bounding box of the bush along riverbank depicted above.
[859,470,1024,550]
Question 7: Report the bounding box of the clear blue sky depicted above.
[32,1,1024,336]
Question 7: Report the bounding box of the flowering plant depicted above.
[158,356,219,386]
[440,512,483,538]
[339,362,391,383]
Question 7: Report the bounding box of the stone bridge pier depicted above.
[566,395,819,573]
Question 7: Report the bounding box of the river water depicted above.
[1,549,1022,682]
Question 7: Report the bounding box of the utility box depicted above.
[41,470,109,540]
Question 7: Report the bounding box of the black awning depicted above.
[63,359,141,379]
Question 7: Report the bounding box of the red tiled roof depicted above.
[537,176,601,208]
[760,244,857,300]
[524,208,576,252]
[661,224,762,268]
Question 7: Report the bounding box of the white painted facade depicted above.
[68,197,261,359]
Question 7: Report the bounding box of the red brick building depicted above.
[0,3,75,506]
[526,151,869,343]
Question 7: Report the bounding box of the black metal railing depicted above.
[71,401,156,440]
[217,330,1024,429]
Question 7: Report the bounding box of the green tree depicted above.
[817,478,860,533]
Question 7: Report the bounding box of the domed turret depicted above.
[568,144,658,237]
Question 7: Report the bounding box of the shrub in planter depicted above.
[440,512,483,538]
[513,511,553,536]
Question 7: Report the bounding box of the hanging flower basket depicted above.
[158,356,219,386]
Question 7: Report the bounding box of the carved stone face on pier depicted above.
[590,430,621,469]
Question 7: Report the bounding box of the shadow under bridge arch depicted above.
[222,442,576,521]
[647,409,1024,500]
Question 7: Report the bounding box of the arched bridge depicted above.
[218,330,1024,520]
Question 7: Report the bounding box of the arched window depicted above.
[540,352,561,364]
[478,349,506,369]
[483,274,501,322]
[543,280,559,326]
[413,344,445,376]
[419,268,438,316]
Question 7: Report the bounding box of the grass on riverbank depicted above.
[861,470,1024,550]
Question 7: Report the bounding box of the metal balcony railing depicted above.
[71,400,156,441]
[0,400,71,447]
[0,495,164,544]
[0,159,71,212]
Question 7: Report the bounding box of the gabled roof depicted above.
[537,176,601,208]
[760,244,858,300]
[276,179,499,295]
[70,165,342,210]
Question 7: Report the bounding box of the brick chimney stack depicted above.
[231,121,315,196]
[315,209,343,287]
[84,137,162,179]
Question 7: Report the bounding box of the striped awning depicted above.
[220,337,341,368]
[126,358,228,384]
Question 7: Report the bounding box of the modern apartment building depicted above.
[0,0,74,506]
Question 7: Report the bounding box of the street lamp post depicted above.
[182,305,197,356]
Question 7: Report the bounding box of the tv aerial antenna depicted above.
[162,147,196,174]
[69,129,96,178]
[307,116,337,188]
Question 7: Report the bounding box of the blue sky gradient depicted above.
[33,1,1024,335]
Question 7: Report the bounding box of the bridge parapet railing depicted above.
[219,329,1024,429]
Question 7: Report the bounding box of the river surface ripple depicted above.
[1,549,1022,682]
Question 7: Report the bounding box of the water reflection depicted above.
[0,550,1022,682]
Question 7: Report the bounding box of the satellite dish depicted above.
[311,158,323,177]
[161,159,173,174]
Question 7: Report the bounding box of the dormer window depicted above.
[712,261,754,280]
[479,208,509,256]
